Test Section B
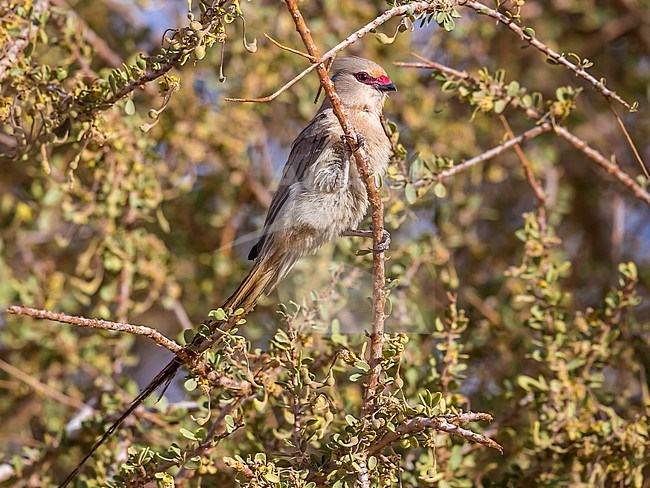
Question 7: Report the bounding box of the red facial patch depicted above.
[375,75,392,86]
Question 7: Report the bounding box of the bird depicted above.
[59,56,395,486]
[226,55,396,312]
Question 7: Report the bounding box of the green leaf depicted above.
[184,378,198,392]
[405,183,417,204]
[265,472,280,483]
[209,308,227,320]
[374,32,398,45]
[225,415,236,433]
[566,358,586,371]
[125,99,136,115]
[354,360,370,372]
[179,428,197,441]
[184,455,202,469]
[182,329,195,345]
[433,182,447,199]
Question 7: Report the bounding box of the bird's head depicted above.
[329,56,396,110]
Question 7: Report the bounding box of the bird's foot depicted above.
[341,133,365,152]
[341,228,391,252]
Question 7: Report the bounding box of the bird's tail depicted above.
[221,257,285,313]
[59,359,181,487]
[60,253,296,487]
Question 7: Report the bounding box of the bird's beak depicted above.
[377,82,397,92]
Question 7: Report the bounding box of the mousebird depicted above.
[60,56,395,486]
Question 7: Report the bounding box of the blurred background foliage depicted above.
[0,0,648,486]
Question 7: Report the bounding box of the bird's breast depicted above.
[353,112,391,176]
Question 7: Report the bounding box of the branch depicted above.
[150,396,246,480]
[463,1,635,111]
[368,412,503,455]
[554,125,650,205]
[608,102,649,179]
[263,33,317,61]
[499,115,547,207]
[499,115,550,263]
[413,124,552,189]
[6,306,184,356]
[307,412,502,485]
[398,57,650,206]
[226,1,443,103]
[282,0,388,416]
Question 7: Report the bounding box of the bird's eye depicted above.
[355,72,370,82]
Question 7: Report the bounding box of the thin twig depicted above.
[554,125,650,205]
[499,115,547,208]
[152,397,246,478]
[503,118,546,203]
[607,101,649,178]
[6,306,184,356]
[224,61,317,103]
[307,412,501,484]
[499,115,549,264]
[463,0,635,111]
[413,124,552,189]
[368,413,503,455]
[404,52,470,79]
[282,0,388,417]
[226,1,444,103]
[263,33,317,61]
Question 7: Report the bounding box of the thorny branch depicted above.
[395,58,650,206]
[368,412,502,455]
[226,1,444,103]
[227,0,635,111]
[6,306,185,356]
[412,125,552,189]
[463,1,635,111]
[499,115,548,231]
[307,412,501,485]
[282,0,387,418]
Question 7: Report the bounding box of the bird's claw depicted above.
[374,229,391,252]
[341,228,391,252]
[341,133,365,152]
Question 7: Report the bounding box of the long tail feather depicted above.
[60,255,292,486]
[221,259,280,312]
[58,359,181,487]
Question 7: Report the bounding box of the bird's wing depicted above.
[248,112,337,260]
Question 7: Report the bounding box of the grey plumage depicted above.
[60,57,395,485]
[232,56,395,311]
